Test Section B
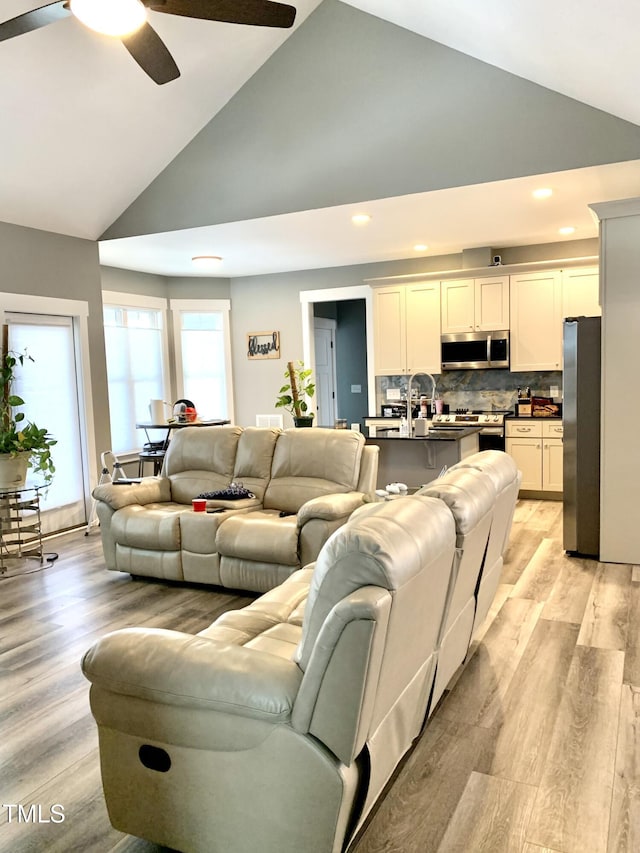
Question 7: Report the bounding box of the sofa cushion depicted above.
[233,427,281,502]
[417,469,497,543]
[164,426,243,504]
[216,510,299,566]
[263,428,365,513]
[180,508,249,555]
[296,494,456,670]
[111,503,188,550]
[449,450,521,565]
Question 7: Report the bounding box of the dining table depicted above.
[135,419,231,452]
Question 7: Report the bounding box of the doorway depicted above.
[300,284,375,424]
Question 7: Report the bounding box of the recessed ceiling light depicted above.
[351,214,371,225]
[532,187,553,199]
[559,226,576,235]
[192,255,223,269]
[413,244,429,252]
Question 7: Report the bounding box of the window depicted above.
[170,300,233,422]
[103,292,169,454]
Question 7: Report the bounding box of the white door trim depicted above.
[0,292,97,515]
[300,285,375,416]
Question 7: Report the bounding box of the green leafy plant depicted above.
[275,360,315,421]
[0,349,56,486]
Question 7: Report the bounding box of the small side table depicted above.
[0,484,45,574]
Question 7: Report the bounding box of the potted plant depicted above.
[0,347,56,490]
[275,360,315,427]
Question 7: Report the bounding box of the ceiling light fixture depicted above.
[70,0,147,37]
[559,226,576,235]
[413,244,429,252]
[351,214,371,225]
[192,255,223,270]
[532,188,553,199]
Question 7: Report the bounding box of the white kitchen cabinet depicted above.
[406,281,441,373]
[373,281,441,374]
[562,266,601,318]
[506,420,563,493]
[506,435,542,490]
[441,275,509,333]
[510,270,563,371]
[542,421,564,491]
[441,278,474,333]
[373,285,406,374]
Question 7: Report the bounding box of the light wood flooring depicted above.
[1,500,639,853]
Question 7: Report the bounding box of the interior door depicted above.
[314,319,337,426]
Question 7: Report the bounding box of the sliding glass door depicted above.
[6,313,87,533]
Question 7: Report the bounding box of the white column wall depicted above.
[590,198,640,563]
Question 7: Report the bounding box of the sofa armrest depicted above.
[92,477,171,510]
[297,492,366,527]
[82,627,302,722]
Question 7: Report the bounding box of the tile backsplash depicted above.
[376,369,563,413]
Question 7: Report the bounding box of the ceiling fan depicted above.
[0,0,297,84]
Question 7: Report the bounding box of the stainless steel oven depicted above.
[431,410,509,451]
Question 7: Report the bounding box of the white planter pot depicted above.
[0,454,29,490]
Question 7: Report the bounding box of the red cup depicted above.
[192,499,206,512]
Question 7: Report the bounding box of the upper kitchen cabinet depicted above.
[373,285,406,374]
[562,266,601,318]
[510,270,563,371]
[441,275,510,333]
[373,281,441,374]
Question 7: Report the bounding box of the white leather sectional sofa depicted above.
[82,450,520,853]
[93,425,379,592]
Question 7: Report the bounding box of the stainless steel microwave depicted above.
[441,330,510,370]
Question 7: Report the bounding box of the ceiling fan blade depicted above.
[0,1,71,43]
[121,22,180,85]
[148,0,296,29]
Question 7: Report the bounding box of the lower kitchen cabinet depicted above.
[506,420,563,494]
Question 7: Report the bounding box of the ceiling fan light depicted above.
[70,0,147,37]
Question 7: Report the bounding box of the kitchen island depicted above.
[366,427,481,489]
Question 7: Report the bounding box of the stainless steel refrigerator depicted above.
[562,316,601,557]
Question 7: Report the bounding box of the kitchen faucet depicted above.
[407,372,437,436]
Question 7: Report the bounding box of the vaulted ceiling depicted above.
[2,0,640,276]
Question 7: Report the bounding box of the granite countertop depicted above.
[368,426,483,441]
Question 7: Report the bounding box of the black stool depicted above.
[138,441,166,476]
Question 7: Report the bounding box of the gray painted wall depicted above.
[0,220,600,488]
[103,0,640,240]
[101,265,167,297]
[0,220,110,466]
[229,238,597,425]
[101,266,231,300]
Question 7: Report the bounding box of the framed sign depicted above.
[247,331,280,360]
